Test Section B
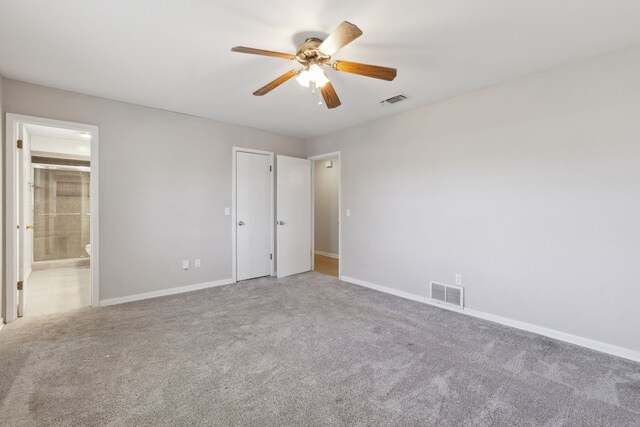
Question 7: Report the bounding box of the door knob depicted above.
[277,220,285,225]
[238,221,245,226]
[26,224,34,230]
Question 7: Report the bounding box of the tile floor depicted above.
[25,267,91,316]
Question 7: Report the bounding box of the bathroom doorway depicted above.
[310,152,341,277]
[5,114,99,322]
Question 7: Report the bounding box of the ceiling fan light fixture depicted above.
[308,64,329,87]
[295,69,311,87]
[296,64,329,88]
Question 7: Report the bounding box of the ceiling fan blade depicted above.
[231,46,295,60]
[320,82,341,109]
[332,60,397,81]
[318,21,363,56]
[253,69,300,96]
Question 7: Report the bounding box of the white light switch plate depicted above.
[346,209,351,217]
[182,259,190,270]
[224,207,230,216]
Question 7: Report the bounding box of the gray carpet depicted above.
[1,272,639,426]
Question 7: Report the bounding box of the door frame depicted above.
[308,151,342,278]
[231,147,275,282]
[4,113,100,322]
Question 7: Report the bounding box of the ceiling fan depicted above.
[231,21,397,109]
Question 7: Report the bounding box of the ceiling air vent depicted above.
[430,281,464,309]
[381,94,407,105]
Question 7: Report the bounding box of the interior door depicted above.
[276,155,312,278]
[17,124,30,317]
[24,138,34,286]
[236,151,272,281]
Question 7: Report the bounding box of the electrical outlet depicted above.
[346,208,351,217]
[182,259,190,270]
[455,274,462,285]
[195,258,201,268]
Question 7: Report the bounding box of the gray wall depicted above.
[307,46,640,353]
[2,79,305,301]
[314,157,339,255]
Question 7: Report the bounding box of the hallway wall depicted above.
[314,157,339,256]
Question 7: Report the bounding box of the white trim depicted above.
[5,116,18,322]
[314,250,339,259]
[0,318,4,332]
[308,151,341,276]
[231,147,275,282]
[100,278,234,307]
[5,114,100,322]
[340,275,640,363]
[308,151,341,160]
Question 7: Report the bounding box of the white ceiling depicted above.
[2,0,640,138]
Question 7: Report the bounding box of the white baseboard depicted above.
[100,278,234,307]
[340,275,640,363]
[0,318,4,333]
[341,275,424,303]
[314,250,339,259]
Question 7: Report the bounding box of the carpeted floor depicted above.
[1,272,639,426]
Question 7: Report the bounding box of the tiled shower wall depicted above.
[34,168,91,261]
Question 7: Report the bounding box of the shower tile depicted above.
[33,168,90,263]
[56,197,82,213]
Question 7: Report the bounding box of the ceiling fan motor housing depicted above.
[296,38,330,65]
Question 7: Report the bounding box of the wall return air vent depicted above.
[430,281,464,309]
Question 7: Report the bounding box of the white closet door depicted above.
[236,151,272,281]
[276,155,311,278]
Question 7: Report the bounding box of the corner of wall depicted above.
[304,137,313,159]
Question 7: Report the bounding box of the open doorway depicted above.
[311,152,340,277]
[5,114,99,322]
